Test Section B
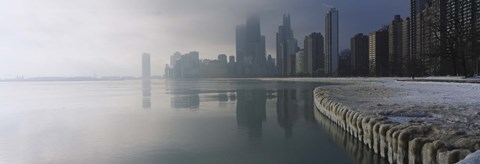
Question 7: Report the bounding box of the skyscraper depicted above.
[338,49,352,77]
[351,33,369,76]
[235,25,247,76]
[304,32,325,76]
[388,15,404,76]
[410,0,428,76]
[295,50,305,75]
[218,54,227,64]
[170,52,182,68]
[402,17,411,76]
[284,39,298,76]
[369,28,389,77]
[276,14,295,76]
[325,8,339,76]
[236,15,267,77]
[142,53,151,80]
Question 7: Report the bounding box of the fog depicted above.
[0,0,408,78]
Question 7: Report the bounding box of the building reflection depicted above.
[236,89,267,140]
[171,93,200,110]
[314,109,387,164]
[276,87,315,138]
[142,79,151,109]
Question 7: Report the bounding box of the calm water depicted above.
[0,79,385,164]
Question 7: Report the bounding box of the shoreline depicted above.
[313,80,480,164]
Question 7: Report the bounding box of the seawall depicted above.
[313,84,480,164]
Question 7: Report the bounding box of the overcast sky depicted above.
[0,0,409,78]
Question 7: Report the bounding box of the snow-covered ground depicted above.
[307,78,480,163]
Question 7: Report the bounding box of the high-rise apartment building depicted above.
[402,17,411,76]
[295,50,305,75]
[369,29,389,77]
[304,32,325,76]
[388,15,404,76]
[325,8,339,76]
[351,33,370,76]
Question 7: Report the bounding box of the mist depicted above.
[0,0,408,78]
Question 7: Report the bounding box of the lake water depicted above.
[0,79,385,164]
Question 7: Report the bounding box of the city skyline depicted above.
[0,0,409,78]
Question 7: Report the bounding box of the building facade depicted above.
[325,8,339,76]
[351,33,370,76]
[389,15,404,76]
[236,15,268,77]
[142,53,151,80]
[369,29,390,77]
[304,32,325,76]
[276,14,296,76]
[295,50,305,75]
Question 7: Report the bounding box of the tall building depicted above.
[304,32,325,76]
[236,25,247,76]
[369,29,389,77]
[351,33,370,76]
[410,0,428,76]
[418,0,447,75]
[325,8,339,76]
[338,49,352,77]
[284,39,298,76]
[236,15,267,77]
[388,15,404,76]
[228,56,235,64]
[172,51,200,79]
[276,14,296,76]
[295,50,305,75]
[218,54,228,64]
[142,53,151,80]
[402,17,411,76]
[170,52,182,68]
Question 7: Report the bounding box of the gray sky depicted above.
[0,0,408,78]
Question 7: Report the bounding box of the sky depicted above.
[0,0,409,78]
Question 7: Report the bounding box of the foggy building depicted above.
[164,64,173,78]
[267,54,276,76]
[304,32,325,76]
[283,39,299,76]
[287,54,296,76]
[218,54,228,64]
[351,33,369,76]
[228,55,236,77]
[236,15,268,77]
[228,55,235,64]
[172,51,200,79]
[369,28,389,77]
[142,53,151,80]
[276,14,295,76]
[295,50,305,75]
[170,52,182,68]
[236,25,247,76]
[388,15,404,76]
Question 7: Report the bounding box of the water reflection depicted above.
[171,93,200,110]
[314,109,387,164]
[236,90,267,140]
[275,87,315,138]
[142,79,151,109]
